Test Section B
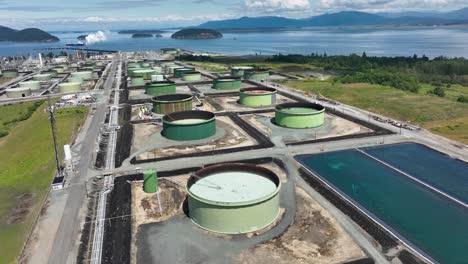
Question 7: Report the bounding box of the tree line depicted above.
[266,53,468,93]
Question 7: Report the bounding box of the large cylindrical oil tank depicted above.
[231,66,253,78]
[145,81,176,96]
[212,77,242,90]
[161,48,178,55]
[133,69,157,80]
[44,70,58,78]
[152,66,163,74]
[19,81,41,90]
[143,169,158,193]
[130,77,145,86]
[67,77,84,84]
[2,69,18,78]
[167,66,183,74]
[244,69,270,81]
[174,68,195,78]
[152,93,193,114]
[128,62,141,68]
[33,73,52,82]
[58,82,82,93]
[162,110,216,141]
[182,71,202,82]
[275,103,325,129]
[127,67,147,77]
[239,87,277,106]
[53,67,65,73]
[150,75,165,82]
[71,71,93,80]
[141,62,151,68]
[6,87,31,98]
[187,163,281,234]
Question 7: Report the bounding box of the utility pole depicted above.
[47,96,63,178]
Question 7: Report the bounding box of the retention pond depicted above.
[296,143,468,264]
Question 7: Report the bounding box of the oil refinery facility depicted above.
[7,48,468,264]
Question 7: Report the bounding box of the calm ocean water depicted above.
[296,143,468,264]
[1,28,468,58]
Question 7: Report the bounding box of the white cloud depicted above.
[77,14,234,23]
[244,0,311,12]
[316,0,468,12]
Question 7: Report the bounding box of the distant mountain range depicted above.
[198,8,468,30]
[0,26,59,42]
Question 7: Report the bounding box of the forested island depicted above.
[171,28,223,39]
[77,35,88,40]
[0,26,59,42]
[119,30,166,34]
[132,33,153,38]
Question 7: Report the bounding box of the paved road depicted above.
[47,56,118,264]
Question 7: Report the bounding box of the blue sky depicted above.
[1,0,467,30]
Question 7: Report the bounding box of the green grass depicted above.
[0,103,88,264]
[276,78,468,144]
[183,61,322,73]
[420,83,468,102]
[0,101,44,138]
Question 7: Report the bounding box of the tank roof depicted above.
[189,172,277,203]
[275,102,325,115]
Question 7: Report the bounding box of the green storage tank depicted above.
[53,67,65,73]
[141,62,151,68]
[128,62,141,69]
[212,77,242,90]
[162,110,216,141]
[6,87,31,98]
[58,82,82,93]
[151,75,165,82]
[275,103,325,129]
[167,66,183,74]
[45,70,58,77]
[244,69,270,81]
[130,77,145,87]
[145,81,176,96]
[33,73,52,81]
[127,67,147,77]
[2,69,18,78]
[182,71,202,82]
[133,69,157,80]
[187,163,281,234]
[152,66,163,74]
[19,81,41,90]
[152,93,193,114]
[231,66,253,78]
[67,77,84,84]
[161,48,178,55]
[71,71,93,80]
[143,169,158,193]
[174,68,194,78]
[239,87,277,106]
